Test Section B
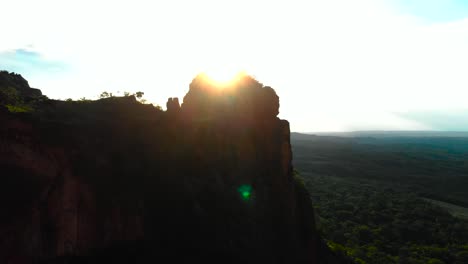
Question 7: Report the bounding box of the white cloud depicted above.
[1,0,468,131]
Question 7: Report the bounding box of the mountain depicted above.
[0,71,345,264]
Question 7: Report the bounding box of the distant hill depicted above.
[295,131,468,138]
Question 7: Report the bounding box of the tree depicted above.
[100,91,110,98]
[135,91,144,99]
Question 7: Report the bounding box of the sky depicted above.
[1,0,468,132]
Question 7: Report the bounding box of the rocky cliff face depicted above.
[0,72,340,263]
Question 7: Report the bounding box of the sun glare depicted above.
[200,64,246,86]
[207,68,238,83]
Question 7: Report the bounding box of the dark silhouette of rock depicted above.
[0,72,345,264]
[166,97,180,113]
[181,73,280,123]
[0,71,42,99]
[0,71,30,89]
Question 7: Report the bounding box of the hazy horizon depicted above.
[294,130,468,135]
[1,0,468,132]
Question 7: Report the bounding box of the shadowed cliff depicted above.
[0,71,345,263]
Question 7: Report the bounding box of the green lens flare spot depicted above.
[238,184,253,201]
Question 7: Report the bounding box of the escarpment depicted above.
[0,71,341,263]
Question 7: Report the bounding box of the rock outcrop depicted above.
[0,70,42,99]
[0,72,340,263]
[166,97,180,113]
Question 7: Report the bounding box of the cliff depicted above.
[0,71,343,263]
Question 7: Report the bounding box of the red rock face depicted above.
[0,74,324,264]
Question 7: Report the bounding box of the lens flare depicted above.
[237,184,253,201]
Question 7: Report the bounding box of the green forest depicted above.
[292,133,468,264]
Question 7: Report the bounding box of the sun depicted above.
[200,64,246,86]
[207,68,238,83]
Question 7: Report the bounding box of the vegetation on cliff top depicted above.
[0,71,48,112]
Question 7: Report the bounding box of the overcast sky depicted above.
[1,0,468,132]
